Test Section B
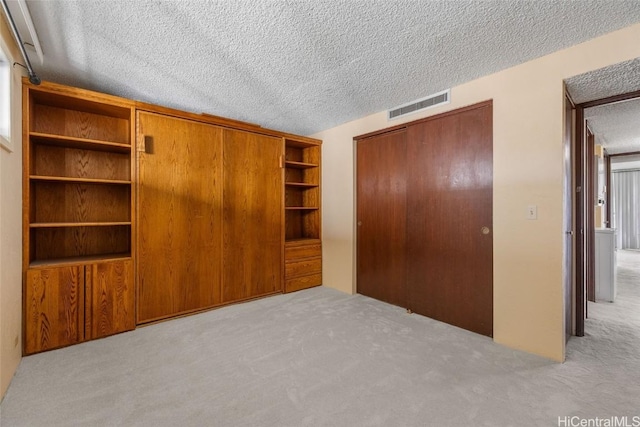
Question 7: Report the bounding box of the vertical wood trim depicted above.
[605,154,611,227]
[563,92,574,342]
[83,264,91,340]
[135,110,143,323]
[22,85,30,350]
[586,127,596,303]
[219,131,225,304]
[280,138,286,293]
[129,107,136,323]
[575,106,585,336]
[22,85,31,271]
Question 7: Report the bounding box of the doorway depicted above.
[565,57,640,337]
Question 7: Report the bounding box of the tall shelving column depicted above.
[284,137,322,293]
[23,81,135,354]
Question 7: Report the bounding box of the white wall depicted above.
[314,23,640,362]
[1,16,25,400]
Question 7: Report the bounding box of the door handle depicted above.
[139,135,153,154]
[481,226,490,235]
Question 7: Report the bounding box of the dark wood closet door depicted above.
[406,103,493,336]
[356,130,407,307]
[222,129,283,302]
[137,112,224,323]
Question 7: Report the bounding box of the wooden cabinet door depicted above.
[356,130,408,307]
[222,129,283,302]
[24,266,85,354]
[406,103,493,337]
[137,112,224,323]
[86,260,135,339]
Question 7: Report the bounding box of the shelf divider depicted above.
[30,175,132,185]
[29,253,132,268]
[30,222,131,228]
[30,132,131,153]
[285,182,318,188]
[284,160,318,169]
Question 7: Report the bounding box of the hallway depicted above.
[571,249,640,358]
[564,249,640,418]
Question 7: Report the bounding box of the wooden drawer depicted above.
[285,273,322,293]
[285,257,322,278]
[285,244,321,261]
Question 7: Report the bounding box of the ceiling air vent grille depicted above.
[388,89,450,120]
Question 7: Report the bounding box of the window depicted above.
[0,44,10,149]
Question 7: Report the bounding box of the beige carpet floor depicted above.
[1,252,639,426]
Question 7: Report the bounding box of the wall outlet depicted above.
[527,205,538,220]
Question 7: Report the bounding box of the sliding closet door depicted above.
[137,112,224,323]
[222,129,283,302]
[406,103,493,336]
[356,130,407,307]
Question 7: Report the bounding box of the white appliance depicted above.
[595,228,617,302]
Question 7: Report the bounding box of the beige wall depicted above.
[314,23,640,362]
[0,16,25,400]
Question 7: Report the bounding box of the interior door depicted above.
[222,129,283,302]
[356,129,407,307]
[137,112,224,323]
[406,103,493,337]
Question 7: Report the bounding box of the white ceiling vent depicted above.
[388,89,450,120]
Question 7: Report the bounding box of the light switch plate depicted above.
[526,205,537,220]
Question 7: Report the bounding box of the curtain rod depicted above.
[0,0,40,85]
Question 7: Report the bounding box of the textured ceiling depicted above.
[584,99,640,155]
[566,58,640,104]
[565,57,640,155]
[20,0,640,135]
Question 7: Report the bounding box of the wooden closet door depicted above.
[137,112,224,323]
[222,129,283,302]
[356,130,407,307]
[86,260,135,339]
[24,266,85,354]
[406,103,493,337]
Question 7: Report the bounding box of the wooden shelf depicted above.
[30,132,131,153]
[29,253,132,268]
[30,175,132,185]
[285,238,322,245]
[285,182,318,188]
[30,222,131,228]
[24,82,137,355]
[285,206,319,210]
[285,160,318,169]
[285,139,319,148]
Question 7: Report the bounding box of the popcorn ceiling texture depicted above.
[565,58,640,105]
[566,58,640,154]
[25,0,640,135]
[585,99,640,155]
